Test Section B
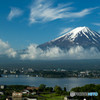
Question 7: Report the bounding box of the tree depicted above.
[45,87,53,92]
[54,85,62,95]
[39,84,46,92]
[64,87,67,92]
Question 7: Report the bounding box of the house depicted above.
[0,85,5,89]
[22,90,30,94]
[12,92,22,100]
[0,91,4,95]
[64,96,73,100]
[12,92,22,98]
[26,87,39,91]
[31,92,36,95]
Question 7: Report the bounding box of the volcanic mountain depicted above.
[39,26,100,50]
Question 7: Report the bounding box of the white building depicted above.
[0,91,4,95]
[22,90,30,94]
[0,85,5,89]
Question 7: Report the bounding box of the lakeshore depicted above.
[0,84,100,100]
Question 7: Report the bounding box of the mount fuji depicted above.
[39,26,100,50]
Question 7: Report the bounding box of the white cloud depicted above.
[29,0,97,24]
[93,23,100,26]
[20,44,100,60]
[67,7,97,18]
[0,39,16,57]
[60,27,72,35]
[20,44,43,60]
[20,44,64,60]
[8,7,23,20]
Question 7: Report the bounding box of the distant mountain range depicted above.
[39,26,100,50]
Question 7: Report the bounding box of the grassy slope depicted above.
[38,93,64,100]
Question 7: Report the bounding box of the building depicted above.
[0,85,5,89]
[0,91,4,95]
[22,90,30,94]
[31,92,36,95]
[27,87,39,91]
[12,92,22,98]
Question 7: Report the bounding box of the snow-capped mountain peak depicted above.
[53,26,100,42]
[39,26,100,50]
[63,26,89,41]
[69,26,88,35]
[65,26,91,42]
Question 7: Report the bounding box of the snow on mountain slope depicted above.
[53,26,100,42]
[39,26,100,50]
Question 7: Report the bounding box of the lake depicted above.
[0,75,100,90]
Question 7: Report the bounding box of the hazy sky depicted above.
[0,0,100,50]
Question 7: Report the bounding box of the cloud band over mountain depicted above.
[20,44,100,60]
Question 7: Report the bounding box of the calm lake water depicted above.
[0,75,100,90]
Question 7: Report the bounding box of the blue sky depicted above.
[0,0,100,50]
